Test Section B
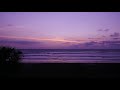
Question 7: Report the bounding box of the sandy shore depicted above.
[1,62,120,78]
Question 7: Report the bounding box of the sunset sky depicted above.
[0,12,120,49]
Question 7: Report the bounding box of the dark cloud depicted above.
[0,40,42,45]
[84,41,98,46]
[68,41,99,49]
[0,40,46,49]
[104,29,109,32]
[7,24,13,26]
[113,38,120,40]
[98,29,109,32]
[102,35,106,38]
[102,41,120,44]
[68,43,83,49]
[110,32,120,37]
[1,36,120,49]
[70,45,80,48]
[106,44,120,49]
[88,38,101,40]
[0,24,13,29]
[98,29,102,31]
[69,40,120,49]
[98,40,120,49]
[110,44,120,46]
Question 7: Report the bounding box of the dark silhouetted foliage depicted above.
[0,46,23,64]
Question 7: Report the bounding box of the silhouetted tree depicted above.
[0,46,23,64]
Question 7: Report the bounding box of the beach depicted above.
[1,63,120,78]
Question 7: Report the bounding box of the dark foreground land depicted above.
[1,63,120,79]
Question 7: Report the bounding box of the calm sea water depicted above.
[20,49,120,63]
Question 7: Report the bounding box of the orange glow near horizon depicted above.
[0,35,88,44]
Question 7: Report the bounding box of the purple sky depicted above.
[0,12,120,49]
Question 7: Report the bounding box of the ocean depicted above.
[20,49,120,63]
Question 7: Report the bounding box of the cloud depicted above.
[0,24,24,28]
[110,32,120,37]
[84,41,98,46]
[0,24,25,33]
[104,29,110,32]
[1,31,120,49]
[7,24,13,27]
[0,36,83,49]
[68,39,120,49]
[98,29,110,32]
[0,36,46,49]
[68,41,99,49]
[0,40,44,49]
[102,41,120,44]
[88,38,101,40]
[98,29,102,31]
[113,38,120,40]
[0,40,41,44]
[0,39,46,49]
[0,35,82,44]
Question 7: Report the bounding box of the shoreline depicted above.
[20,59,120,63]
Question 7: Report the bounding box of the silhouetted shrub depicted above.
[0,46,23,64]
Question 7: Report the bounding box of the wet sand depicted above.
[20,59,120,63]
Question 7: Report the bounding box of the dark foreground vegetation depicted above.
[0,46,23,74]
[0,46,23,64]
